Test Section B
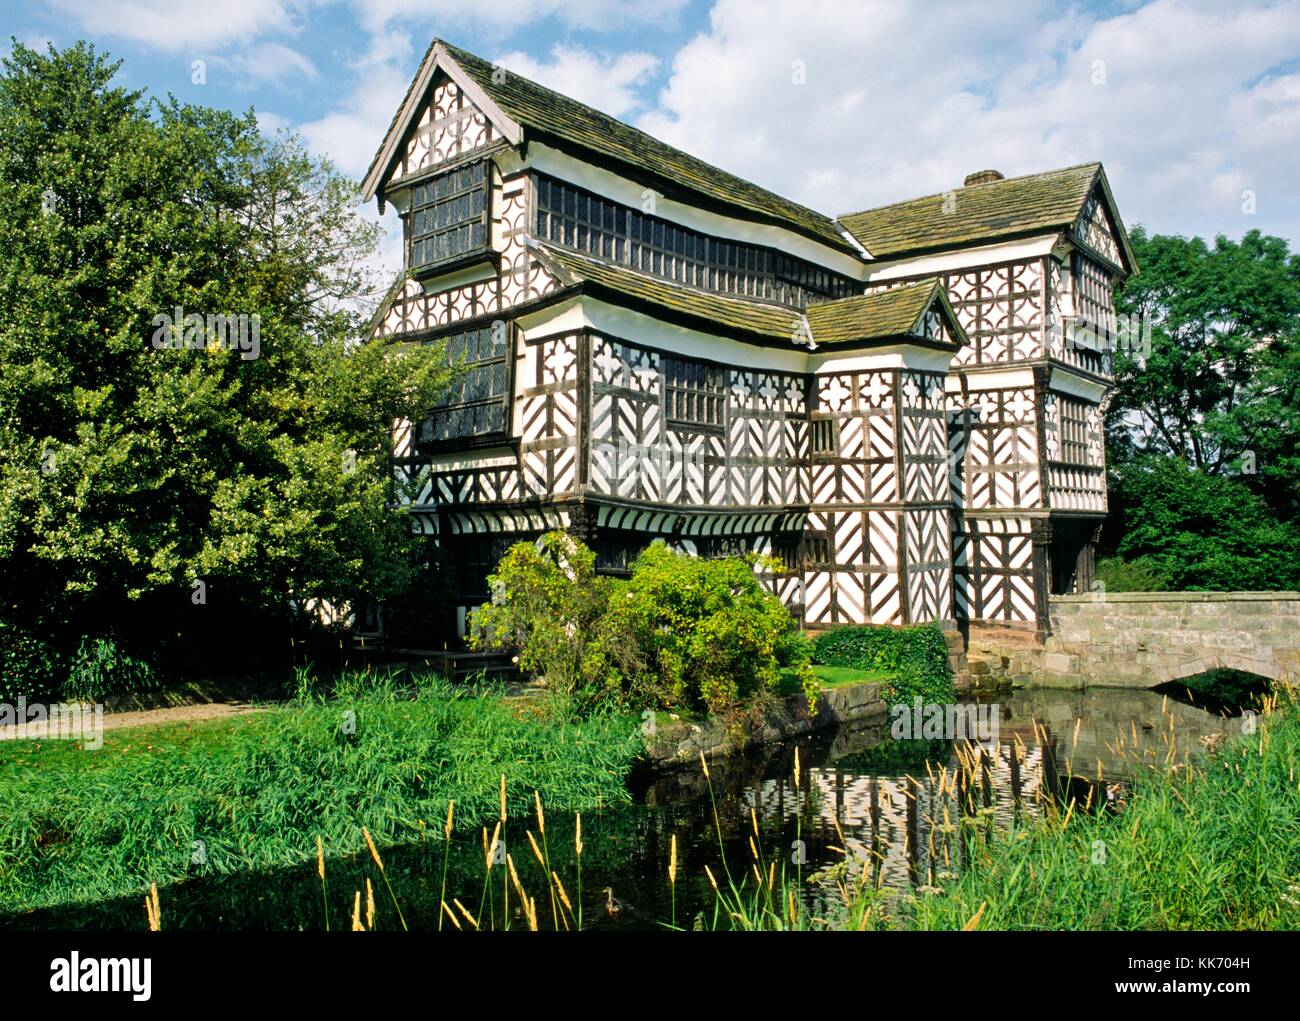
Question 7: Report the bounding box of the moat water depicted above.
[1,686,1248,931]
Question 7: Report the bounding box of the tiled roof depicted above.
[534,244,957,348]
[838,163,1107,261]
[805,280,963,347]
[367,39,857,257]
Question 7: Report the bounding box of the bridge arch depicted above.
[1035,592,1300,689]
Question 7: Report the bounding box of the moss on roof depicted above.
[838,163,1107,261]
[805,280,963,347]
[535,245,957,349]
[369,39,856,257]
[537,244,801,341]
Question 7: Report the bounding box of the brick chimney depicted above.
[963,169,1005,187]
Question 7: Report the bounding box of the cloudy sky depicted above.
[7,0,1298,276]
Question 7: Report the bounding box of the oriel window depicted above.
[422,322,511,442]
[410,160,490,271]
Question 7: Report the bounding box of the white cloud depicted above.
[43,0,306,52]
[297,31,415,178]
[635,0,1300,243]
[347,0,687,34]
[209,42,318,90]
[493,45,659,118]
[255,110,293,137]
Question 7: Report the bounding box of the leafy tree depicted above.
[1110,227,1300,517]
[0,41,451,696]
[1101,228,1300,592]
[1103,456,1300,591]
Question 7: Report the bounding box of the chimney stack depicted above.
[963,169,1005,187]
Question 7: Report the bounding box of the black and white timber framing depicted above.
[363,40,1136,639]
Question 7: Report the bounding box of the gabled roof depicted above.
[535,244,800,342]
[532,244,959,351]
[804,280,966,349]
[363,39,858,258]
[837,162,1136,272]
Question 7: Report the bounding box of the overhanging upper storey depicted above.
[531,243,964,358]
[837,162,1137,279]
[362,39,861,261]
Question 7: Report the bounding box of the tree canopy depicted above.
[0,41,450,697]
[1102,226,1300,591]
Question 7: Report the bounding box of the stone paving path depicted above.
[0,700,265,741]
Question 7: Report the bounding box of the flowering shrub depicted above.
[469,532,814,716]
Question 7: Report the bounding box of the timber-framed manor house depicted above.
[362,39,1135,641]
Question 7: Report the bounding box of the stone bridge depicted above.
[1037,592,1300,688]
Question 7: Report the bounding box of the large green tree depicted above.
[0,41,449,696]
[1100,227,1300,591]
[1110,226,1300,516]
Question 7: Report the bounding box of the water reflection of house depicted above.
[743,741,1049,891]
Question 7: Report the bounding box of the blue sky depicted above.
[5,0,1298,274]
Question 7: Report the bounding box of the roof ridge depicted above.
[810,276,941,308]
[439,40,841,233]
[837,162,1101,221]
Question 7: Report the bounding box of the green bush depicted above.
[598,542,815,715]
[812,623,954,705]
[468,532,616,707]
[470,532,814,716]
[61,634,158,703]
[0,619,64,703]
[1094,555,1172,593]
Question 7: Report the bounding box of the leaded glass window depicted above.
[664,356,727,432]
[423,323,510,442]
[534,174,856,307]
[410,160,489,271]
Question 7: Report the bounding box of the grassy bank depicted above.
[903,693,1299,930]
[708,692,1299,931]
[0,672,643,914]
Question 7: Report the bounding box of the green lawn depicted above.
[778,664,892,695]
[0,715,243,777]
[0,672,643,914]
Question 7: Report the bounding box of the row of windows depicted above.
[410,160,489,271]
[422,324,510,443]
[534,175,857,307]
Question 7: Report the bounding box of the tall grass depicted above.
[904,692,1300,930]
[0,670,642,913]
[704,691,1299,931]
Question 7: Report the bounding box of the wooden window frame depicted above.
[420,321,515,446]
[533,174,856,306]
[664,355,728,435]
[810,417,839,457]
[409,159,492,275]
